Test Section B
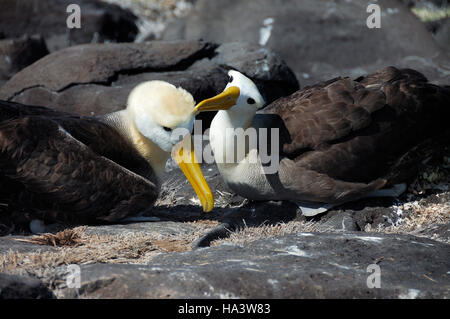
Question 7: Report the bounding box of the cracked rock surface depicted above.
[35,232,450,298]
[163,0,450,86]
[0,35,49,88]
[2,159,448,299]
[0,273,54,299]
[0,41,299,123]
[0,0,138,52]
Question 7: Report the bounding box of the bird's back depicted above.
[259,67,450,186]
[0,100,158,225]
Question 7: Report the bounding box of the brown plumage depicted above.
[0,101,158,225]
[261,67,449,200]
[0,80,217,228]
[198,67,449,213]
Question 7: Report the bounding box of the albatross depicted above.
[0,81,213,230]
[194,67,449,216]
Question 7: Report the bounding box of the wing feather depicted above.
[258,66,449,185]
[0,115,158,224]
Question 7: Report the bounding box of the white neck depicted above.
[209,109,256,165]
[103,110,170,180]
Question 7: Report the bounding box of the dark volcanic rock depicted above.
[0,273,54,299]
[0,235,58,254]
[0,0,138,52]
[429,18,450,52]
[163,0,449,85]
[0,35,49,88]
[54,232,449,298]
[83,221,201,238]
[211,42,299,103]
[0,41,298,124]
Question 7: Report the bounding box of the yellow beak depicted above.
[193,86,240,114]
[172,134,214,212]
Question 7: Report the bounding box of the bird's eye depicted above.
[162,126,172,132]
[228,75,233,83]
[247,98,256,105]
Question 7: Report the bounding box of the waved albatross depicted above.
[0,81,213,230]
[194,68,449,216]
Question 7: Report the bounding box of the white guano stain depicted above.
[410,241,434,247]
[399,289,421,299]
[283,245,310,257]
[298,232,314,237]
[259,17,274,46]
[189,197,200,205]
[349,235,384,243]
[267,279,279,286]
[329,262,352,270]
[244,268,265,273]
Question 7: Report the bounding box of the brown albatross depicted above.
[0,81,213,231]
[194,67,449,216]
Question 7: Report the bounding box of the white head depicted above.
[122,80,214,213]
[193,70,265,126]
[127,80,195,152]
[225,70,265,114]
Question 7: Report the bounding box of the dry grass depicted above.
[0,222,215,277]
[370,154,450,242]
[210,220,333,247]
[369,194,450,242]
[14,229,85,247]
[408,156,450,195]
[399,200,449,231]
[1,199,447,280]
[154,175,187,207]
[0,219,329,278]
[1,153,448,278]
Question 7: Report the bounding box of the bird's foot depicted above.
[292,183,407,217]
[192,222,235,249]
[192,200,299,248]
[292,201,334,217]
[192,202,256,249]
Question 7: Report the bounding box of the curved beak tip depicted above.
[172,134,215,213]
[202,195,215,213]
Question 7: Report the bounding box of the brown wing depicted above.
[0,108,158,224]
[258,67,450,185]
[0,100,157,181]
[260,75,386,153]
[53,116,158,182]
[0,100,69,121]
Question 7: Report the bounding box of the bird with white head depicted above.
[194,68,448,216]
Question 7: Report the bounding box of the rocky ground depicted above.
[161,0,450,86]
[1,152,448,298]
[0,0,448,299]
